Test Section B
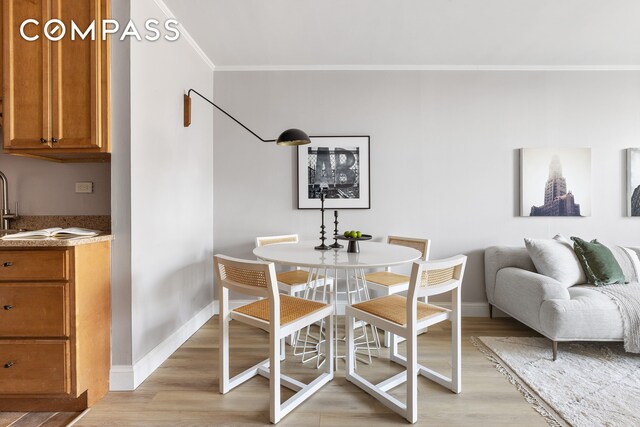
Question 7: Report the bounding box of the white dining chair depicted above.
[256,234,333,349]
[363,236,431,346]
[215,254,334,424]
[255,234,333,297]
[345,255,467,424]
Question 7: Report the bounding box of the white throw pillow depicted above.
[524,234,587,287]
[622,247,640,282]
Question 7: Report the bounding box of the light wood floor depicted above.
[76,317,547,427]
[0,412,81,427]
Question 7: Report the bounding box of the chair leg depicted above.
[270,331,282,424]
[489,304,493,319]
[288,288,297,346]
[281,338,286,361]
[451,287,462,393]
[327,310,334,374]
[345,312,355,378]
[406,332,418,424]
[390,332,400,364]
[219,288,230,394]
[552,341,558,361]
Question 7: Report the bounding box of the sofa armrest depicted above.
[485,246,536,303]
[494,267,570,331]
[497,268,570,302]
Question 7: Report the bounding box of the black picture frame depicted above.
[297,135,371,210]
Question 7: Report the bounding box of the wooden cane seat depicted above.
[276,270,325,286]
[364,271,410,287]
[233,295,329,325]
[351,295,448,326]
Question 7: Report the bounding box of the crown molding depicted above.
[152,0,215,71]
[214,64,640,72]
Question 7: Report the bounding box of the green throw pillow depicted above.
[570,237,626,286]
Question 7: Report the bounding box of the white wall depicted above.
[213,70,640,304]
[110,0,133,367]
[129,0,214,366]
[110,0,214,389]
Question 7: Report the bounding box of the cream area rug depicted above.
[473,336,640,427]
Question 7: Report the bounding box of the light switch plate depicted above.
[75,182,93,193]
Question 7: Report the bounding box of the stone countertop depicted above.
[0,234,113,248]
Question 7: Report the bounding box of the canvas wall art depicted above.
[297,136,370,209]
[520,148,591,217]
[628,148,640,217]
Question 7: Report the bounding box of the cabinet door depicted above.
[0,340,70,395]
[2,0,52,149]
[50,0,101,149]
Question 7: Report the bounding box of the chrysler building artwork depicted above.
[521,148,591,217]
[530,155,581,216]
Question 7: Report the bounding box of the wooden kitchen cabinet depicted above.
[1,0,111,162]
[0,241,111,411]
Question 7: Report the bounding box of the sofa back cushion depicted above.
[524,234,587,287]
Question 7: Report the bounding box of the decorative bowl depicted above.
[336,234,372,253]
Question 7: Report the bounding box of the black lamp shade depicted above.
[275,128,311,146]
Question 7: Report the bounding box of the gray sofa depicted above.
[484,246,625,360]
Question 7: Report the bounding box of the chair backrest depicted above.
[255,234,299,248]
[408,255,467,302]
[387,236,431,261]
[214,254,278,299]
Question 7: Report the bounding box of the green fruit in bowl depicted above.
[349,231,358,238]
[344,231,351,237]
[356,231,362,238]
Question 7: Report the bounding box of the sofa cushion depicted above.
[539,285,624,341]
[524,234,586,287]
[571,237,626,286]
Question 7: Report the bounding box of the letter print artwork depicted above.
[297,136,370,209]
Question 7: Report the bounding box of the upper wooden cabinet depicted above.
[1,0,110,162]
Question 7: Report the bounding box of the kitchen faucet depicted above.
[0,171,19,230]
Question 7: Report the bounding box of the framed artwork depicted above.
[297,136,370,209]
[520,148,591,217]
[628,148,640,217]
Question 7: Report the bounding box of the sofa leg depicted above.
[552,341,558,361]
[489,304,493,319]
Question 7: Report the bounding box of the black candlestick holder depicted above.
[329,210,343,249]
[315,191,330,250]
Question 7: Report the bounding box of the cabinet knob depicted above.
[2,262,12,267]
[4,362,14,369]
[3,305,12,311]
[40,138,48,144]
[51,137,58,144]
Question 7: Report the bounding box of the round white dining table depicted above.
[252,240,422,270]
[253,240,422,368]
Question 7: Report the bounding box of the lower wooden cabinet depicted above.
[0,283,68,337]
[0,240,111,411]
[0,341,71,395]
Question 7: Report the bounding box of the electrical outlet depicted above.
[75,182,93,194]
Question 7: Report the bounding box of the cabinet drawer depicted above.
[0,284,68,337]
[0,341,70,395]
[0,251,68,281]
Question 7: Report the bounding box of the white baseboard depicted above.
[109,365,135,391]
[110,301,215,391]
[217,300,490,317]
